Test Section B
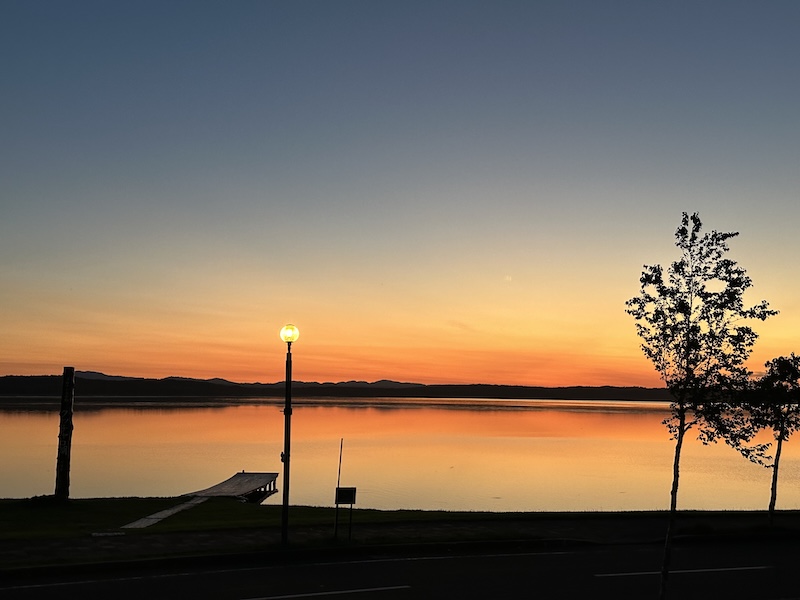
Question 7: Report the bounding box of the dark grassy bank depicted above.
[0,496,669,539]
[3,496,800,572]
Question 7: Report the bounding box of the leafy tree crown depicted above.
[626,212,776,403]
[750,354,800,440]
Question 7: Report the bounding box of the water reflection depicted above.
[1,399,797,511]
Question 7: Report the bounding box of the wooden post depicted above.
[54,366,75,500]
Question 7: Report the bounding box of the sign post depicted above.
[335,486,357,541]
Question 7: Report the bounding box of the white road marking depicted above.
[243,585,411,599]
[1,551,572,592]
[596,565,771,577]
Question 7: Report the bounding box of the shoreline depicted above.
[0,395,673,412]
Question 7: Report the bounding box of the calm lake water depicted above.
[2,398,799,512]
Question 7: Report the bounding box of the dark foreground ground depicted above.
[2,497,800,577]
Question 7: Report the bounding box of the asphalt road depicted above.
[3,539,798,600]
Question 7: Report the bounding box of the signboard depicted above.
[335,486,357,505]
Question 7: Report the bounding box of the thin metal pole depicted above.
[348,502,353,541]
[281,342,292,546]
[334,438,343,539]
[337,438,343,488]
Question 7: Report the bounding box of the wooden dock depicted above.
[185,471,279,504]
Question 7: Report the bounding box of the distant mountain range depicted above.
[0,372,672,402]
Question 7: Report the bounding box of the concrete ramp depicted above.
[121,496,208,529]
[120,472,280,529]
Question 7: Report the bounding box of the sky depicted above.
[2,1,799,387]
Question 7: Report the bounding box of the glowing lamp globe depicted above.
[280,324,300,344]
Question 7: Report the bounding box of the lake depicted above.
[2,398,798,512]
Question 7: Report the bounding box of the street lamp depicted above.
[279,324,299,546]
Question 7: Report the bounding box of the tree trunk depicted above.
[660,406,686,600]
[769,432,783,527]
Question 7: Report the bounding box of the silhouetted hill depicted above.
[0,373,671,402]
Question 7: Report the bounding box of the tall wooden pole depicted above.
[281,343,293,546]
[54,366,75,500]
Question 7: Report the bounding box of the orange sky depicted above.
[1,291,792,387]
[1,217,795,386]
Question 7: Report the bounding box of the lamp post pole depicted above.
[279,324,299,546]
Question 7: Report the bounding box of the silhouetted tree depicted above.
[625,212,776,599]
[740,354,800,526]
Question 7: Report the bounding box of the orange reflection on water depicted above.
[290,402,673,511]
[2,400,798,512]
